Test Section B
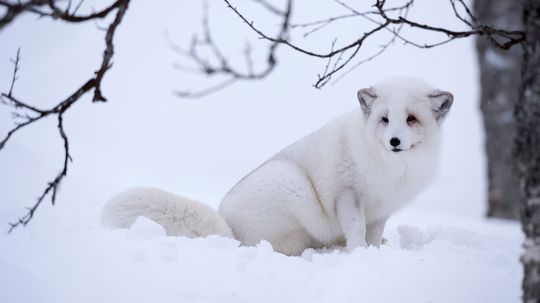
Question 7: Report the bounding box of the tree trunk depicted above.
[475,0,522,219]
[515,1,540,301]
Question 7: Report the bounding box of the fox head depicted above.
[357,78,453,154]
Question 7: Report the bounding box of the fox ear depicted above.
[357,87,377,115]
[429,90,453,121]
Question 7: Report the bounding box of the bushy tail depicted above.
[101,187,233,238]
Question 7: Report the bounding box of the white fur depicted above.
[101,77,452,256]
[101,187,233,238]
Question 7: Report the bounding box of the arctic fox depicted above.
[101,77,453,256]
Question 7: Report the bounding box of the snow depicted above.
[0,0,524,302]
[0,212,522,303]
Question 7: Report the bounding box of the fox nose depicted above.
[390,137,401,147]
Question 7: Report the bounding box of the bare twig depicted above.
[375,0,523,50]
[0,1,47,30]
[251,0,283,16]
[93,0,130,102]
[449,0,473,27]
[45,0,124,23]
[171,0,292,97]
[7,114,72,233]
[290,0,414,39]
[0,0,125,29]
[174,78,238,99]
[7,47,20,96]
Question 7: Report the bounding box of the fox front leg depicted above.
[366,217,388,247]
[336,190,367,251]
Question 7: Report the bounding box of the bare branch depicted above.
[243,41,255,76]
[8,114,71,233]
[45,0,124,23]
[172,0,292,97]
[0,0,126,31]
[456,0,477,24]
[449,0,473,27]
[0,111,44,150]
[1,0,130,232]
[174,78,238,99]
[374,0,523,50]
[251,0,283,16]
[196,0,524,89]
[0,0,48,31]
[7,47,20,96]
[93,0,130,102]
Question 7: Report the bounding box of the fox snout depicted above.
[389,137,402,152]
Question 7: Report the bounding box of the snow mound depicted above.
[128,216,167,238]
[0,213,523,303]
[397,224,506,250]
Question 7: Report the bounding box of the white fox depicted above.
[101,77,453,256]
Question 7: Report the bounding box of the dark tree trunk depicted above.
[475,0,522,220]
[515,1,540,301]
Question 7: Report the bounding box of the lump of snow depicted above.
[205,235,240,250]
[256,240,274,254]
[398,225,431,250]
[128,216,166,238]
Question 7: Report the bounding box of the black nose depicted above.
[390,137,401,147]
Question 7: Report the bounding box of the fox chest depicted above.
[354,160,432,220]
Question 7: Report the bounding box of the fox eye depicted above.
[381,116,389,124]
[407,115,417,124]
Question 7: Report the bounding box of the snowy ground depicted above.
[0,211,522,303]
[0,0,524,302]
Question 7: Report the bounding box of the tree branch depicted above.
[1,0,130,232]
[0,0,48,31]
[172,0,292,98]
[176,0,525,91]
